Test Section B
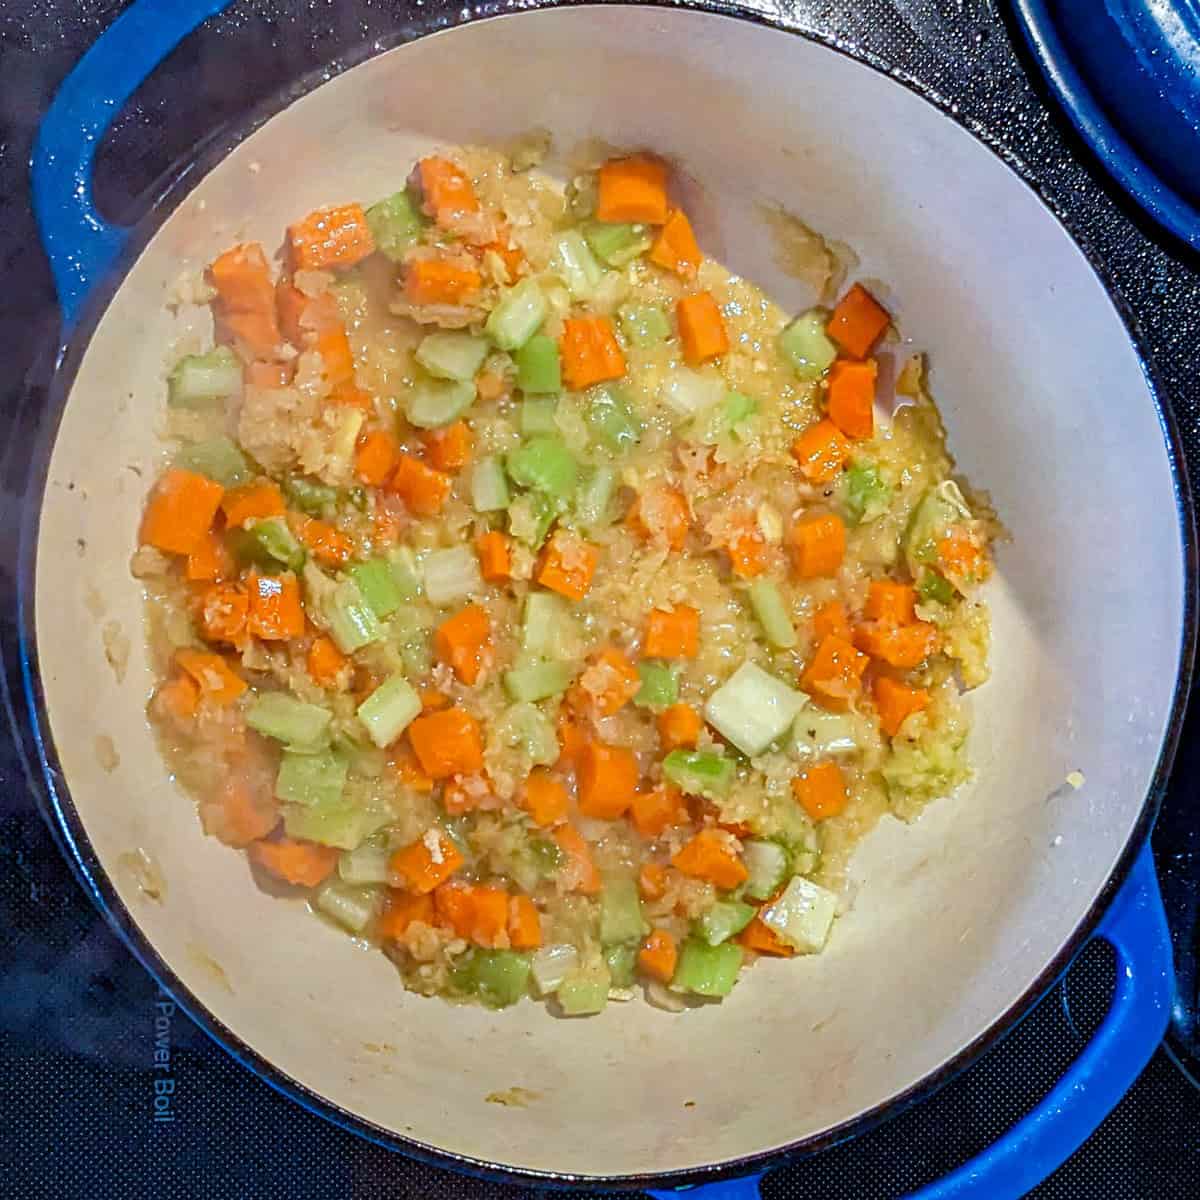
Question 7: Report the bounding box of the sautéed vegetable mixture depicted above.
[137,145,997,1013]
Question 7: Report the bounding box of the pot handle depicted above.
[31,0,233,328]
[648,840,1173,1200]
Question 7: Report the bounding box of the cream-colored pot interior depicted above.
[35,5,1186,1180]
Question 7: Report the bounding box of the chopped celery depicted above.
[520,397,559,436]
[485,278,547,351]
[697,899,756,946]
[704,661,807,757]
[790,709,859,761]
[276,750,348,807]
[357,675,421,748]
[748,580,797,649]
[386,546,422,601]
[494,701,559,767]
[405,377,475,429]
[175,437,251,487]
[574,465,618,529]
[415,332,489,382]
[550,230,604,300]
[422,545,482,606]
[600,875,649,946]
[780,309,838,379]
[325,578,384,653]
[507,492,557,549]
[246,517,305,572]
[227,528,282,573]
[604,942,638,988]
[338,842,390,885]
[917,570,955,606]
[456,949,532,1009]
[284,795,392,850]
[168,346,241,408]
[247,693,332,751]
[586,386,641,452]
[662,749,735,799]
[557,964,610,1015]
[742,840,791,902]
[348,559,403,619]
[634,661,679,710]
[366,189,425,261]
[531,944,579,995]
[283,475,336,516]
[470,456,511,512]
[844,461,891,526]
[514,334,562,395]
[521,592,575,658]
[315,881,379,934]
[528,836,564,875]
[583,220,651,267]
[618,303,670,347]
[696,390,758,443]
[503,659,574,703]
[904,481,972,577]
[671,938,743,997]
[661,367,725,418]
[761,876,837,953]
[506,435,578,499]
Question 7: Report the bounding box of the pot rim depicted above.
[16,2,1198,1189]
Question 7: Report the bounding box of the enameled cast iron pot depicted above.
[15,2,1197,1195]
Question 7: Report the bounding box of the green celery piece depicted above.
[583,221,651,267]
[604,942,638,989]
[662,749,735,799]
[528,837,563,875]
[779,309,838,380]
[503,659,575,703]
[844,461,891,526]
[357,675,421,748]
[791,708,859,762]
[314,881,378,933]
[550,230,604,300]
[415,332,489,382]
[574,465,618,529]
[275,750,348,807]
[634,661,679,710]
[618,303,670,348]
[748,580,797,649]
[283,794,392,850]
[386,546,422,601]
[557,964,610,1015]
[506,435,578,499]
[521,592,573,657]
[338,842,391,885]
[366,190,425,261]
[168,346,241,409]
[917,570,955,606]
[671,938,743,997]
[697,390,759,443]
[600,875,649,946]
[507,492,557,549]
[742,840,791,902]
[325,577,384,654]
[514,334,562,395]
[246,517,305,572]
[283,475,337,516]
[422,545,482,606]
[247,693,332,751]
[348,559,404,619]
[761,876,837,953]
[175,437,251,487]
[520,397,559,436]
[470,456,511,512]
[494,701,559,767]
[697,900,756,946]
[227,528,281,573]
[405,377,475,429]
[704,661,806,757]
[485,278,548,351]
[456,950,533,1009]
[586,386,641,453]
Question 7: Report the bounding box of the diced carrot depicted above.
[316,326,355,387]
[417,157,480,223]
[864,580,917,625]
[812,600,852,643]
[249,837,339,887]
[737,916,795,957]
[657,703,702,752]
[468,885,510,948]
[582,647,641,717]
[553,825,602,895]
[389,453,452,517]
[404,258,481,306]
[475,369,509,403]
[559,316,626,390]
[596,156,669,224]
[140,468,224,556]
[288,203,376,272]
[475,531,512,582]
[793,761,848,820]
[638,862,669,901]
[629,785,687,839]
[536,532,599,601]
[788,512,846,579]
[826,358,876,439]
[421,687,452,712]
[827,283,890,360]
[676,292,729,365]
[644,605,699,659]
[422,421,472,472]
[578,740,640,820]
[206,775,280,848]
[246,570,305,641]
[855,620,938,669]
[329,381,374,410]
[197,581,248,645]
[209,243,281,358]
[354,430,399,487]
[390,829,465,894]
[508,895,543,950]
[175,648,247,706]
[441,778,482,816]
[874,676,930,737]
[718,819,755,839]
[638,928,678,983]
[244,360,292,388]
[434,604,492,686]
[556,708,586,769]
[307,636,348,688]
[389,744,434,793]
[938,529,988,581]
[156,673,199,721]
[433,881,475,937]
[221,480,285,529]
[408,708,484,779]
[649,208,701,277]
[800,633,869,711]
[628,485,689,551]
[671,829,748,889]
[276,279,311,348]
[185,528,234,583]
[522,768,569,828]
[293,516,355,567]
[791,419,852,484]
[378,890,436,940]
[725,522,768,579]
[476,227,525,281]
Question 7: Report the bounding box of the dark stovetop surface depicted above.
[1,2,1199,1197]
